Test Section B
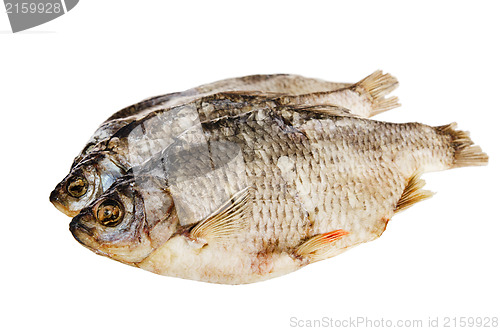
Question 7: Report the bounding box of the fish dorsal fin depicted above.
[220,90,285,98]
[189,187,250,244]
[290,104,356,117]
[295,229,349,263]
[394,171,435,213]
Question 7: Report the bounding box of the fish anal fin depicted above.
[295,229,349,263]
[395,172,435,213]
[189,187,250,244]
[354,70,400,116]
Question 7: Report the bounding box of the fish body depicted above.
[51,71,398,216]
[70,105,487,284]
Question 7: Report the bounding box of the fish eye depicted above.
[66,176,88,198]
[96,199,124,227]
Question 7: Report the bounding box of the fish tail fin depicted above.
[354,70,400,116]
[436,122,489,168]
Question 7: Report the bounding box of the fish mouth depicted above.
[69,218,96,247]
[50,189,79,217]
[69,218,133,262]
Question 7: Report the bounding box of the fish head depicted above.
[50,152,126,217]
[69,175,178,264]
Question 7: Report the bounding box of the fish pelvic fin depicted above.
[294,229,349,263]
[189,187,250,244]
[435,123,489,168]
[394,171,435,213]
[354,70,400,117]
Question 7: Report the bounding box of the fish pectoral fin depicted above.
[295,229,349,263]
[189,187,250,244]
[353,70,400,117]
[394,171,435,213]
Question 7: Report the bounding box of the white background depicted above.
[1,1,498,330]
